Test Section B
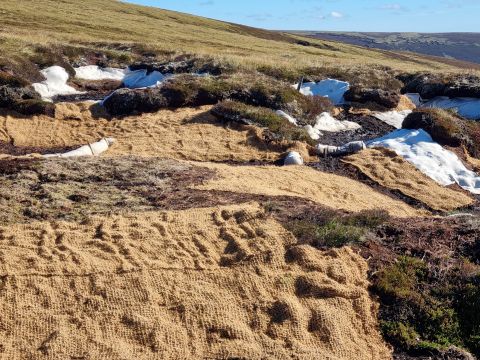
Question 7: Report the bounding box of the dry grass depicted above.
[0,0,472,76]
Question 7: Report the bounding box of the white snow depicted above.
[422,96,480,120]
[372,110,412,129]
[297,79,350,105]
[276,110,297,125]
[406,93,422,107]
[32,66,81,100]
[122,69,169,89]
[74,65,126,81]
[305,112,361,140]
[405,92,480,120]
[43,138,116,158]
[368,129,480,194]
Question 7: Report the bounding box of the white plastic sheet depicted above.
[284,151,304,166]
[422,96,480,120]
[122,70,168,89]
[43,138,116,158]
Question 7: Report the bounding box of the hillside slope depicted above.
[0,0,473,74]
[1,1,480,359]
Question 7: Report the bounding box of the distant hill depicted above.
[293,32,480,65]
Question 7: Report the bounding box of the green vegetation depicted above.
[373,255,480,356]
[212,101,314,145]
[285,209,389,248]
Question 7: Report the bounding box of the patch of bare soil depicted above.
[0,156,361,225]
[0,104,285,162]
[343,148,474,212]
[313,113,395,147]
[0,156,200,224]
[0,202,392,359]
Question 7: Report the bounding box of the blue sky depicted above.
[124,0,480,32]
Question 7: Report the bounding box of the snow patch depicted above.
[422,96,480,120]
[368,129,480,194]
[32,66,81,100]
[74,65,126,81]
[122,69,169,89]
[297,79,350,105]
[406,92,480,120]
[372,110,412,129]
[406,93,422,107]
[305,112,361,140]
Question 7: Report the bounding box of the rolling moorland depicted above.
[1,0,480,359]
[296,32,480,65]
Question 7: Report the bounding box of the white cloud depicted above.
[381,4,402,10]
[330,11,343,18]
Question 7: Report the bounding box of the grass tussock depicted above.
[403,108,480,157]
[212,100,314,145]
[106,72,333,123]
[0,72,29,88]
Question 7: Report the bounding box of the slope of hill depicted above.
[296,31,480,66]
[0,0,475,77]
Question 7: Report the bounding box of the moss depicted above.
[457,281,480,354]
[154,73,332,122]
[300,65,403,92]
[160,76,201,107]
[403,108,462,145]
[295,95,334,123]
[381,321,420,350]
[211,100,317,146]
[212,100,290,130]
[372,255,477,355]
[345,209,390,228]
[420,304,461,346]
